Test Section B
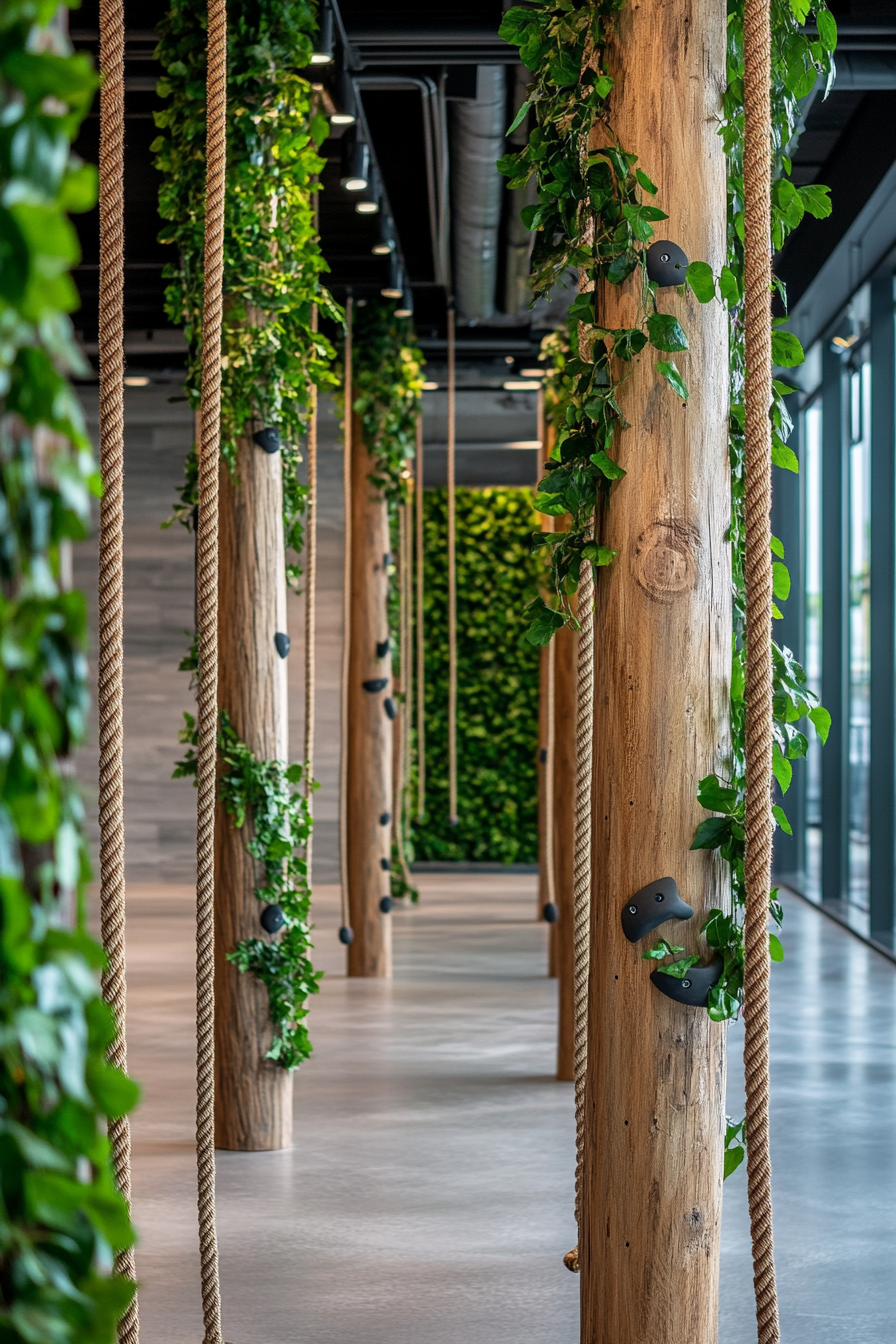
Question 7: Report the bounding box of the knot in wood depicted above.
[633,521,698,603]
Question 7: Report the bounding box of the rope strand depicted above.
[194,0,227,1332]
[742,0,780,1338]
[446,300,458,826]
[339,297,354,935]
[303,301,318,870]
[97,0,137,1335]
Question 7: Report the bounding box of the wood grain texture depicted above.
[580,1,729,1339]
[553,622,577,1081]
[215,436,292,1151]
[347,413,393,977]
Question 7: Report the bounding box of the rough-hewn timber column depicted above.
[347,412,393,976]
[553,621,577,1081]
[215,435,292,1151]
[580,0,729,1339]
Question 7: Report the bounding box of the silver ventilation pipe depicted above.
[450,66,506,322]
[504,64,537,317]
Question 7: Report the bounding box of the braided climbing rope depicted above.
[339,297,354,934]
[194,0,227,1333]
[303,302,318,869]
[563,566,594,1274]
[415,412,425,820]
[446,300,458,825]
[392,502,414,892]
[97,1,137,1337]
[543,629,557,914]
[742,0,779,1340]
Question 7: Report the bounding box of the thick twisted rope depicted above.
[393,502,414,892]
[339,297,354,934]
[446,299,458,825]
[97,0,137,1337]
[194,0,227,1334]
[742,0,779,1340]
[415,412,425,820]
[564,565,594,1274]
[303,301,318,868]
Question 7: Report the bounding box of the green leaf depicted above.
[718,266,740,307]
[770,535,785,559]
[635,167,658,195]
[769,933,785,963]
[724,1144,745,1179]
[506,99,532,135]
[787,0,811,24]
[533,491,568,516]
[655,359,689,401]
[686,261,716,304]
[697,774,740,815]
[772,440,799,473]
[815,9,837,52]
[691,816,733,851]
[772,803,793,836]
[647,312,689,352]
[798,183,832,219]
[568,291,595,323]
[641,938,685,961]
[524,596,566,646]
[808,705,831,744]
[607,250,639,285]
[772,561,791,601]
[590,450,626,480]
[771,329,805,368]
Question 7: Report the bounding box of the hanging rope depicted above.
[563,565,594,1275]
[742,0,780,1340]
[303,298,318,869]
[97,0,137,1336]
[339,296,354,939]
[194,0,227,1332]
[392,501,414,893]
[446,298,458,825]
[415,411,426,820]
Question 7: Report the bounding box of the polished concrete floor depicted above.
[71,384,896,1342]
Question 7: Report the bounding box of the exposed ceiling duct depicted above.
[450,66,506,322]
[504,64,537,318]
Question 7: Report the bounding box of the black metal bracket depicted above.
[650,958,723,1008]
[646,240,689,288]
[621,876,694,943]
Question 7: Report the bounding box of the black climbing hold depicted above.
[376,638,390,658]
[621,876,693,943]
[338,925,354,945]
[379,811,391,826]
[380,858,390,871]
[650,958,723,1008]
[253,426,281,454]
[543,901,559,924]
[274,632,290,659]
[383,552,392,568]
[539,747,548,764]
[260,903,285,934]
[363,677,388,693]
[379,895,393,914]
[384,697,397,720]
[646,240,689,288]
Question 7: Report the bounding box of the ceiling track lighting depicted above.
[330,70,357,127]
[340,136,369,192]
[310,4,334,64]
[355,200,379,215]
[381,255,404,300]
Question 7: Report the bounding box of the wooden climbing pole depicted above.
[578,0,730,1339]
[345,408,393,975]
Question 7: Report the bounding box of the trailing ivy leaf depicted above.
[697,774,740,815]
[655,359,689,400]
[635,167,658,195]
[815,9,837,52]
[772,742,792,794]
[769,933,785,963]
[568,290,595,323]
[724,1117,746,1178]
[771,328,805,367]
[506,99,532,135]
[809,705,832,744]
[718,265,740,307]
[798,182,832,218]
[607,250,639,285]
[691,816,733,850]
[581,542,618,566]
[533,491,569,516]
[770,535,785,559]
[613,327,648,361]
[772,803,793,836]
[772,561,791,600]
[647,312,689,352]
[641,939,686,960]
[524,596,566,646]
[590,450,626,480]
[661,955,701,979]
[787,0,811,20]
[772,439,799,472]
[686,260,716,303]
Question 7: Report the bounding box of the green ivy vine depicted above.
[153,0,339,587]
[0,2,140,1336]
[500,0,835,1026]
[175,712,321,1069]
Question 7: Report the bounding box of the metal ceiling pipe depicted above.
[504,64,537,317]
[832,52,896,88]
[450,66,506,322]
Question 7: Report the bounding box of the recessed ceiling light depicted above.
[381,287,402,299]
[520,368,544,378]
[372,242,393,255]
[355,201,379,215]
[330,112,356,126]
[342,177,366,192]
[503,380,541,392]
[310,52,333,64]
[395,308,412,318]
[504,355,515,365]
[124,376,150,387]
